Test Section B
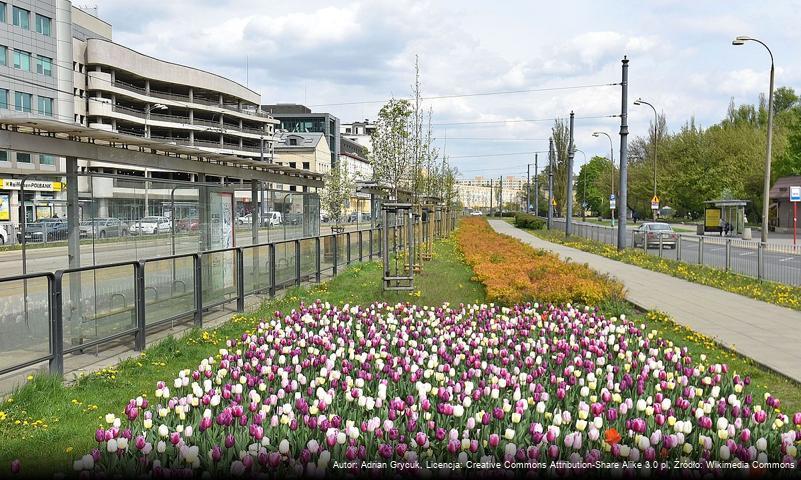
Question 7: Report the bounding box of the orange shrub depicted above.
[456,218,624,306]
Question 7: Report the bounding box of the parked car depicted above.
[633,222,679,249]
[129,216,172,235]
[21,217,69,242]
[260,211,282,227]
[237,214,255,225]
[176,217,199,232]
[470,210,483,216]
[320,212,331,223]
[347,212,371,223]
[0,225,8,245]
[79,218,129,239]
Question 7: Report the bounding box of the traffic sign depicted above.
[610,194,616,201]
[790,186,801,202]
[551,199,557,206]
[651,195,660,210]
[610,200,616,210]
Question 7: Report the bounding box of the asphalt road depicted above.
[0,222,374,277]
[551,219,801,286]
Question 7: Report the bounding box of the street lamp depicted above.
[593,131,616,226]
[144,103,168,139]
[732,35,774,244]
[574,148,588,221]
[633,98,659,219]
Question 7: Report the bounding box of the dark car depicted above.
[21,217,68,243]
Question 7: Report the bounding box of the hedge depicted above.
[514,212,545,229]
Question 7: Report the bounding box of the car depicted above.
[79,218,128,239]
[284,213,302,226]
[21,217,69,242]
[129,216,172,235]
[470,210,483,216]
[0,225,7,245]
[347,212,370,223]
[237,214,254,225]
[632,222,679,249]
[176,217,200,232]
[320,212,331,223]
[260,211,282,227]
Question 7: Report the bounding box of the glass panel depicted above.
[0,3,6,23]
[320,236,335,273]
[299,238,316,279]
[39,154,55,166]
[0,275,50,371]
[336,234,347,266]
[201,250,236,308]
[242,245,270,295]
[0,88,6,109]
[35,14,50,36]
[274,241,296,286]
[350,232,360,262]
[372,229,381,257]
[36,56,52,76]
[62,264,136,351]
[0,46,6,66]
[144,256,195,325]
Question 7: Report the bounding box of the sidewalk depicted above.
[489,220,801,383]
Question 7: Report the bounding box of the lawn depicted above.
[0,236,486,474]
[531,227,801,312]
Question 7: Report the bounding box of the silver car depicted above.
[633,222,679,249]
[80,218,128,239]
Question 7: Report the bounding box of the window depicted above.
[0,88,7,109]
[0,2,5,23]
[14,91,32,112]
[35,55,51,76]
[35,14,50,36]
[0,151,7,162]
[302,162,310,170]
[13,50,30,71]
[0,45,6,66]
[16,152,31,163]
[37,96,53,116]
[12,6,28,29]
[39,154,55,166]
[289,138,297,146]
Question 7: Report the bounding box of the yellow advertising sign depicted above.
[705,208,721,228]
[0,193,9,221]
[0,179,62,192]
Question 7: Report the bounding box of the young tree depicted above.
[370,99,413,200]
[320,158,354,226]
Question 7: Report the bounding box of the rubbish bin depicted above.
[742,227,752,240]
[696,224,704,236]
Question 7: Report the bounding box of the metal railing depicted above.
[0,218,457,380]
[548,218,801,286]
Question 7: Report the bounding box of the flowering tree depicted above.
[320,158,354,226]
[370,98,413,201]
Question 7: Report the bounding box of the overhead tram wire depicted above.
[308,82,620,107]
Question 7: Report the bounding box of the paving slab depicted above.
[489,220,801,383]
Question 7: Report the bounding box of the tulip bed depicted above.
[71,301,801,477]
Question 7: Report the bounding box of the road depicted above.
[0,222,373,277]
[551,218,801,286]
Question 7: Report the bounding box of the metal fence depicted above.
[0,217,454,380]
[550,218,801,286]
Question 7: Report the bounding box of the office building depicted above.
[263,104,339,166]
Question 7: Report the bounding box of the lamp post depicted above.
[732,35,774,244]
[574,148,587,221]
[593,131,615,226]
[526,154,538,215]
[634,98,659,219]
[144,103,168,139]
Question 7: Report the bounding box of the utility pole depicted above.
[566,111,575,236]
[547,138,554,229]
[534,153,539,215]
[526,164,530,214]
[499,176,503,216]
[617,56,630,251]
[489,178,494,216]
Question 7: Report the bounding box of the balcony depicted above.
[149,89,191,103]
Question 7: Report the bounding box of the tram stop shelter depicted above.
[702,199,749,237]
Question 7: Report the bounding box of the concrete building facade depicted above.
[0,0,280,227]
[263,104,338,167]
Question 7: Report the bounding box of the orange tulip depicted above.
[604,428,622,446]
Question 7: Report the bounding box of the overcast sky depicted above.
[94,0,801,178]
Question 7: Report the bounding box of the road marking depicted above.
[707,247,725,252]
[738,251,755,256]
[779,257,798,262]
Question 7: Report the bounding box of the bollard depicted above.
[659,233,664,258]
[698,237,704,265]
[757,243,764,280]
[725,239,731,272]
[236,248,245,312]
[50,271,64,376]
[134,261,146,351]
[193,254,203,327]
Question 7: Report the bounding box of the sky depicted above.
[92,0,801,179]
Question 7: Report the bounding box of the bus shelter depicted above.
[702,199,749,237]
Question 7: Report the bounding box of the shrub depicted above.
[456,217,624,305]
[514,212,545,230]
[492,211,515,217]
